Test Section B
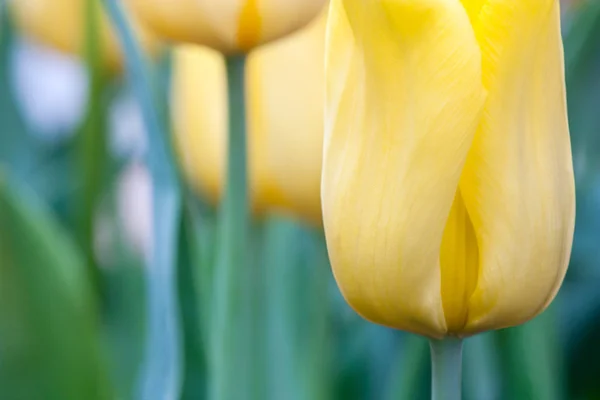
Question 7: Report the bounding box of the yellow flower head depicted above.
[127,0,327,53]
[10,0,157,70]
[322,0,575,338]
[173,12,326,225]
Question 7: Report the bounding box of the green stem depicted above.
[430,338,463,400]
[79,0,105,296]
[101,1,183,399]
[210,54,249,400]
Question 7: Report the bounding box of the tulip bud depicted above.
[10,0,157,69]
[173,11,326,225]
[322,0,575,338]
[127,0,327,53]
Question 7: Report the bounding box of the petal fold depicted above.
[439,190,479,333]
[459,0,575,334]
[459,0,486,24]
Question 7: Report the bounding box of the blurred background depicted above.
[1,0,600,399]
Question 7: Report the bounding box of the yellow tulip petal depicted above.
[237,0,262,50]
[252,0,327,48]
[459,1,575,334]
[322,0,486,337]
[459,0,486,23]
[172,45,227,204]
[248,12,326,224]
[199,0,327,51]
[439,190,479,333]
[127,0,228,50]
[132,0,326,52]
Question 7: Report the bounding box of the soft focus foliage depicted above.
[0,179,111,400]
[323,0,574,338]
[127,0,327,53]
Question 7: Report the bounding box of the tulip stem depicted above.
[210,54,250,400]
[102,1,183,399]
[430,338,463,400]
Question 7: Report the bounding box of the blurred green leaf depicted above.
[385,333,429,400]
[566,300,600,399]
[564,1,600,265]
[96,184,147,400]
[463,333,501,400]
[178,196,207,400]
[263,218,333,400]
[102,1,184,398]
[0,9,38,175]
[561,3,600,397]
[0,176,113,400]
[496,309,564,400]
[102,263,146,399]
[73,0,111,296]
[564,0,600,272]
[0,10,80,222]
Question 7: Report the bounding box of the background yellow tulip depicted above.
[172,11,325,225]
[322,0,575,339]
[10,0,157,69]
[127,0,327,53]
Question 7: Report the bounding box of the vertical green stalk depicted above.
[0,1,4,32]
[209,55,249,400]
[264,218,297,400]
[263,222,331,400]
[463,333,500,400]
[430,338,463,400]
[79,0,106,295]
[386,334,429,400]
[101,1,182,399]
[302,230,332,400]
[249,220,267,400]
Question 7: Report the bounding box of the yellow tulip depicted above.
[10,0,157,69]
[322,0,575,338]
[172,11,325,225]
[127,0,327,53]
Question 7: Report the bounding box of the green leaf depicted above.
[178,197,207,400]
[0,10,38,176]
[496,308,564,400]
[0,176,113,400]
[101,1,184,398]
[73,0,111,296]
[565,0,600,191]
[263,217,333,400]
[385,333,429,400]
[463,333,501,400]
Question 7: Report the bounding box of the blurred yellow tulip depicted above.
[10,0,157,69]
[127,0,326,53]
[173,12,325,225]
[322,0,575,338]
